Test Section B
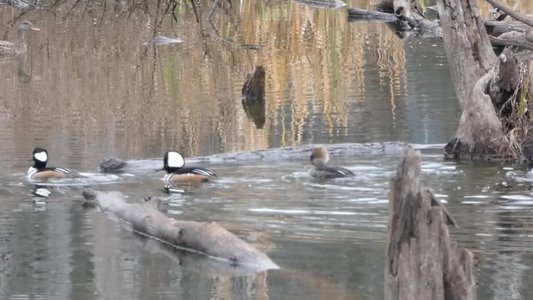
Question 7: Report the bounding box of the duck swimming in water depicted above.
[309,146,354,179]
[26,147,77,181]
[162,151,216,185]
[0,21,40,59]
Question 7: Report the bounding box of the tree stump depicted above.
[385,149,476,300]
[242,66,266,129]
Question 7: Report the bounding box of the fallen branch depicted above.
[485,0,533,28]
[82,189,279,272]
[347,7,398,22]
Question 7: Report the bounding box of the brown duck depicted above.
[310,146,354,179]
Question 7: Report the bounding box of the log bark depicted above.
[347,7,398,22]
[385,149,476,300]
[485,0,533,28]
[437,0,507,159]
[348,0,532,160]
[82,189,279,272]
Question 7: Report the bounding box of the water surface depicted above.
[2,0,533,299]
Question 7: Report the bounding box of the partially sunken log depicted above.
[348,0,442,38]
[82,189,279,272]
[385,149,475,300]
[242,66,266,129]
[242,66,265,101]
[347,7,398,22]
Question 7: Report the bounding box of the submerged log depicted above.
[99,142,416,175]
[347,8,398,22]
[291,0,346,9]
[82,189,279,272]
[349,1,532,49]
[242,65,266,101]
[349,0,442,37]
[385,149,475,300]
[241,66,266,129]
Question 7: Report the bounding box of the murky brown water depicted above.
[2,0,533,299]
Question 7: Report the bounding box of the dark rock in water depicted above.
[99,158,127,173]
[242,66,265,101]
[242,66,266,129]
[99,158,163,174]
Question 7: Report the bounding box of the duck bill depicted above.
[31,27,40,32]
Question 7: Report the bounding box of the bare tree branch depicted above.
[485,0,533,28]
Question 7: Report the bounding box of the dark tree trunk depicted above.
[385,149,476,300]
[241,66,266,128]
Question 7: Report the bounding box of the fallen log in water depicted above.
[347,7,399,22]
[385,149,476,300]
[99,142,418,174]
[82,189,279,272]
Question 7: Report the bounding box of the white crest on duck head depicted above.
[166,151,185,168]
[33,150,48,162]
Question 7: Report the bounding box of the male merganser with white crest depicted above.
[26,147,78,181]
[162,151,216,185]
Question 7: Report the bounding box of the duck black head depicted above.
[32,147,48,169]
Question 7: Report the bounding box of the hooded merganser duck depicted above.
[162,151,216,185]
[26,147,76,181]
[309,146,354,179]
[0,21,40,59]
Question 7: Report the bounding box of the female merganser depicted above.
[0,21,40,59]
[162,151,216,185]
[309,146,354,179]
[26,147,76,181]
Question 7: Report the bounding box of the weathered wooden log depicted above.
[485,0,533,28]
[437,0,507,160]
[489,34,533,52]
[350,1,442,37]
[291,0,346,9]
[485,20,532,37]
[385,149,475,300]
[82,189,279,272]
[349,2,531,47]
[347,8,398,22]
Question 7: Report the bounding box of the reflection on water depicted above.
[0,0,460,172]
[1,0,533,299]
